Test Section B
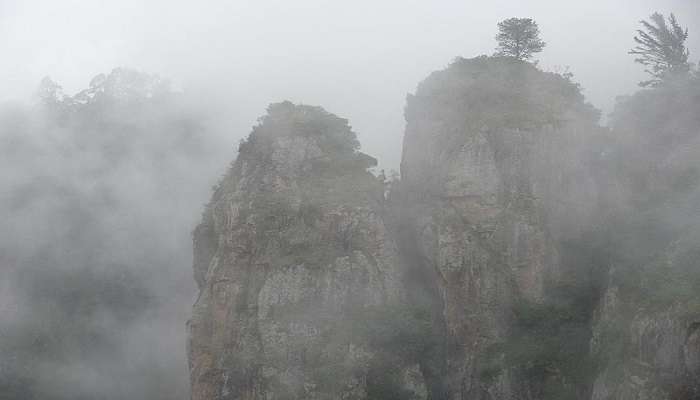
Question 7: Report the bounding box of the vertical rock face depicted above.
[590,239,700,400]
[587,77,700,400]
[398,56,600,399]
[591,285,700,400]
[188,58,698,400]
[589,251,700,399]
[188,102,421,400]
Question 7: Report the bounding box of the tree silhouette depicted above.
[630,12,690,86]
[495,18,546,61]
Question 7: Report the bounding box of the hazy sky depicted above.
[1,0,698,169]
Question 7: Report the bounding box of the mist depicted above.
[2,0,699,170]
[0,69,231,399]
[1,1,700,399]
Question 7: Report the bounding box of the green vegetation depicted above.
[481,283,598,399]
[604,70,700,309]
[0,69,219,400]
[5,9,700,400]
[495,18,546,61]
[352,304,437,400]
[586,36,700,396]
[407,55,600,160]
[356,305,436,363]
[630,12,691,86]
[252,101,360,158]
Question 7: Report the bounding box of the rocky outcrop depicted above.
[590,240,700,400]
[398,56,602,399]
[188,58,699,400]
[591,285,700,400]
[188,102,424,400]
[587,75,700,400]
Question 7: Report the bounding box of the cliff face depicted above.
[188,59,699,400]
[591,281,700,400]
[588,76,700,400]
[590,228,700,400]
[188,102,425,400]
[398,56,601,399]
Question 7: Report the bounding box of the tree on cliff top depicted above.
[494,18,546,61]
[630,12,690,86]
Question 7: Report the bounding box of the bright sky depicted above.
[1,0,698,169]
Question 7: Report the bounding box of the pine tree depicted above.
[630,12,690,86]
[494,18,546,61]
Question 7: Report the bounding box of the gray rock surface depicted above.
[188,58,700,400]
[188,102,421,400]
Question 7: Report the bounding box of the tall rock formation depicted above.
[188,102,426,400]
[398,56,601,399]
[588,75,700,400]
[188,57,698,400]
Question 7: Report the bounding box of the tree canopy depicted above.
[630,12,691,86]
[494,18,546,61]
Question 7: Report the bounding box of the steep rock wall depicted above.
[188,57,700,400]
[398,56,601,399]
[188,102,425,400]
[588,78,700,400]
[591,283,700,400]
